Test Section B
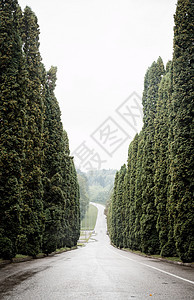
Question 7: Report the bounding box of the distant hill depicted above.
[85,169,117,205]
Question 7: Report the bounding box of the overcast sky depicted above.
[19,0,177,171]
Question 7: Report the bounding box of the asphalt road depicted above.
[0,203,193,300]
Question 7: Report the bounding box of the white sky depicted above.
[19,0,177,171]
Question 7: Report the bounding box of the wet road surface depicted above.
[0,203,194,299]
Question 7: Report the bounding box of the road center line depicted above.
[106,246,194,285]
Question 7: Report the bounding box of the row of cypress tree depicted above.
[0,0,80,259]
[107,0,193,263]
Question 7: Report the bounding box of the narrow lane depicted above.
[0,203,193,299]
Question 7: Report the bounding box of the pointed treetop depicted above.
[47,66,57,91]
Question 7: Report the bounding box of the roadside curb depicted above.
[121,248,194,268]
[109,243,194,268]
[151,256,194,268]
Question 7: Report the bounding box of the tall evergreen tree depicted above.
[109,171,119,245]
[140,57,164,254]
[154,64,171,256]
[61,131,80,248]
[42,67,80,253]
[0,0,26,259]
[122,144,133,249]
[43,66,64,178]
[134,131,144,251]
[42,66,66,254]
[0,2,80,259]
[169,0,194,262]
[17,6,45,256]
[107,191,114,239]
[108,1,193,263]
[115,164,126,248]
[165,62,177,257]
[128,134,139,250]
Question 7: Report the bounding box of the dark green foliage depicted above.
[128,134,139,250]
[42,180,63,255]
[62,155,80,248]
[122,144,133,249]
[42,206,62,255]
[0,0,26,258]
[108,172,119,244]
[107,166,126,248]
[0,2,80,259]
[108,1,193,261]
[115,165,127,248]
[42,67,80,253]
[108,59,165,255]
[0,235,13,260]
[18,6,44,256]
[154,63,176,257]
[140,58,164,255]
[162,61,177,258]
[42,66,64,178]
[134,132,144,250]
[168,0,194,262]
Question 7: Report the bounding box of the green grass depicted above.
[147,254,182,262]
[0,247,78,262]
[15,254,29,259]
[55,247,77,253]
[81,203,98,230]
[56,247,69,252]
[163,256,182,262]
[123,249,190,263]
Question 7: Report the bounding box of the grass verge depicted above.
[122,248,194,265]
[81,203,98,230]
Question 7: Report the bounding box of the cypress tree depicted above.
[134,131,144,251]
[0,2,80,258]
[109,171,119,245]
[42,66,66,254]
[17,6,45,256]
[61,131,80,248]
[169,0,194,262]
[108,2,193,262]
[107,193,113,237]
[123,144,133,249]
[165,62,177,257]
[146,60,177,258]
[121,171,128,249]
[128,134,139,250]
[42,67,80,253]
[42,66,64,178]
[115,165,126,248]
[140,57,164,254]
[0,0,26,259]
[154,64,171,256]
